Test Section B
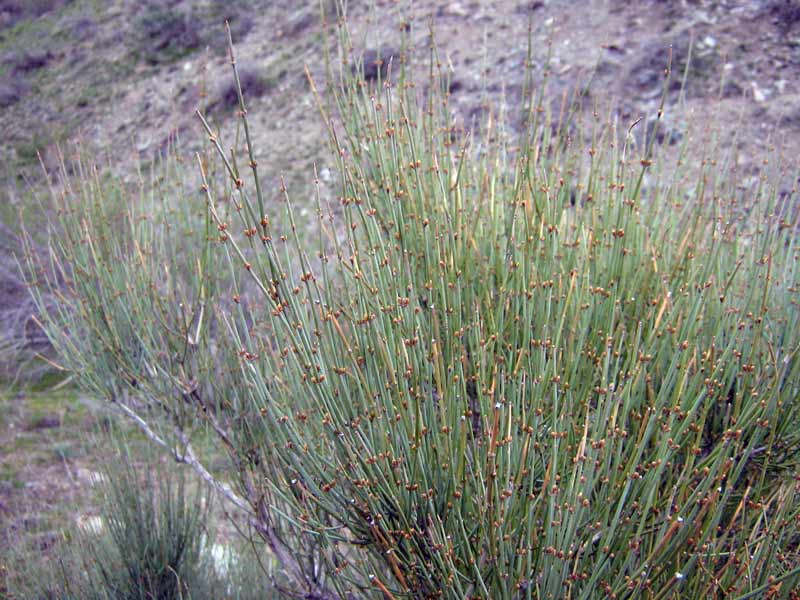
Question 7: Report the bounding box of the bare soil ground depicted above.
[0,387,98,549]
[1,0,799,592]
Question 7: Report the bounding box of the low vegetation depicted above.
[2,432,275,599]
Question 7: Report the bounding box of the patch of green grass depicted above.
[75,84,105,107]
[50,441,82,462]
[13,131,50,165]
[26,371,75,394]
[8,433,44,454]
[8,122,77,179]
[0,386,84,459]
[0,0,83,52]
[0,464,23,489]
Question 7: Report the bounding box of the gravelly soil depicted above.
[2,1,798,200]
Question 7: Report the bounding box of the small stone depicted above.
[29,415,60,430]
[76,468,107,486]
[751,82,768,103]
[441,2,468,17]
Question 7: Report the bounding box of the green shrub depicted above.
[86,445,212,599]
[1,440,209,599]
[131,0,255,67]
[133,3,203,66]
[79,440,281,599]
[88,441,279,599]
[25,12,800,600]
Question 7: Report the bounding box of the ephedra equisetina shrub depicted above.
[25,9,800,599]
